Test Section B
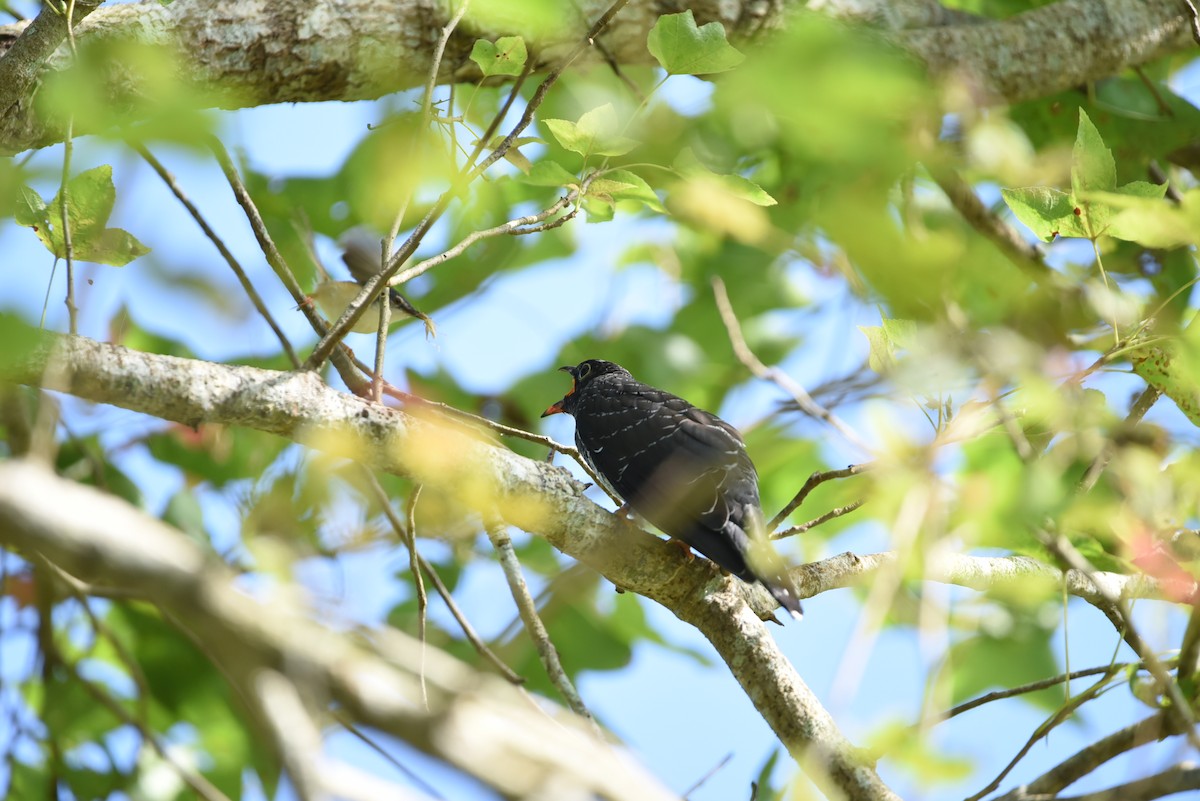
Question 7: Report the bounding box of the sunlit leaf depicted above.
[543,104,640,158]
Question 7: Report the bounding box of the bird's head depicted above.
[541,359,627,417]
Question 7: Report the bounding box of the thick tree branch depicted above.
[0,458,674,801]
[796,550,1195,607]
[0,0,103,119]
[895,0,1194,103]
[2,0,1196,154]
[2,332,900,801]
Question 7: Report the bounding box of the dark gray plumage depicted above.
[543,359,802,619]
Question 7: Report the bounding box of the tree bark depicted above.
[0,0,1194,154]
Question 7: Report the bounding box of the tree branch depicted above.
[0,458,677,801]
[0,0,103,120]
[2,332,901,801]
[2,0,1196,153]
[795,550,1194,606]
[995,713,1184,799]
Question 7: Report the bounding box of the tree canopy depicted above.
[2,1,1200,800]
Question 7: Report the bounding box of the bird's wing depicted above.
[575,384,758,537]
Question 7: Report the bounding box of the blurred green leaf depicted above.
[521,160,581,188]
[145,425,289,489]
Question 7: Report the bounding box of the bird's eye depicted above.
[577,363,592,379]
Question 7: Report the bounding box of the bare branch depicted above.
[486,521,598,729]
[713,277,872,453]
[794,550,1194,606]
[2,0,1196,153]
[995,713,1182,799]
[768,464,870,531]
[1044,763,1200,801]
[0,458,679,801]
[133,141,300,368]
[928,165,1048,279]
[773,499,865,539]
[254,670,328,801]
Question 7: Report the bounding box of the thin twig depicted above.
[390,189,582,287]
[932,658,1169,724]
[1184,0,1200,47]
[404,486,428,708]
[382,0,470,295]
[358,466,522,684]
[133,141,300,367]
[712,276,872,452]
[335,714,447,799]
[1077,386,1162,492]
[207,136,368,392]
[768,464,870,531]
[1002,712,1180,798]
[60,116,76,334]
[371,277,390,402]
[485,521,599,731]
[964,673,1114,801]
[773,499,865,540]
[681,752,733,799]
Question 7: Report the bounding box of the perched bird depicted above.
[543,359,803,619]
[308,229,434,337]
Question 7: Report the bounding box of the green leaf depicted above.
[72,226,151,266]
[1071,109,1116,196]
[586,177,638,202]
[543,104,640,158]
[647,10,745,75]
[859,318,916,373]
[520,160,580,188]
[595,169,665,212]
[18,166,149,266]
[1001,186,1082,241]
[946,618,1060,708]
[15,185,50,228]
[881,317,917,349]
[470,36,528,77]
[1132,342,1200,428]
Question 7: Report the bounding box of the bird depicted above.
[307,228,434,337]
[542,359,803,619]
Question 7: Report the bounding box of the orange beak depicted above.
[541,365,575,417]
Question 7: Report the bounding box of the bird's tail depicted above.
[762,576,804,620]
[741,507,804,620]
